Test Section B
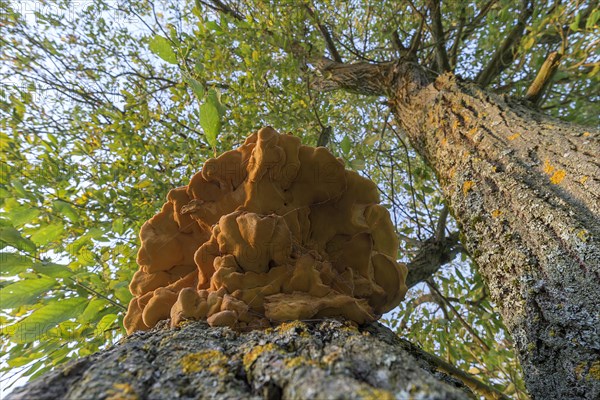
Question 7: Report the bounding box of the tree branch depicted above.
[458,0,499,44]
[392,30,408,54]
[427,0,451,73]
[405,231,462,288]
[311,59,429,100]
[68,277,127,311]
[449,5,466,68]
[408,18,425,60]
[317,125,332,147]
[476,0,533,87]
[525,51,562,105]
[198,0,243,20]
[435,204,449,240]
[311,60,392,95]
[304,5,343,63]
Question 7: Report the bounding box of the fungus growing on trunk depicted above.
[124,127,408,334]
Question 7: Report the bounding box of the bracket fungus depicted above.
[124,127,408,334]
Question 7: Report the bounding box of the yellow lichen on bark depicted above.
[543,159,555,174]
[181,350,228,374]
[589,361,600,380]
[105,383,138,400]
[507,133,520,141]
[356,387,395,400]
[550,170,566,184]
[462,181,475,195]
[543,160,565,184]
[276,320,310,337]
[243,343,280,371]
[283,356,319,368]
[577,230,589,242]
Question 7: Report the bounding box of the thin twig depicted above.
[428,281,491,352]
[69,277,127,311]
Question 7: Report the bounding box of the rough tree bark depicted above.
[8,320,500,400]
[315,59,600,399]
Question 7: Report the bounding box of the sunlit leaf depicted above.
[349,158,365,171]
[0,276,57,309]
[30,223,64,246]
[199,89,222,148]
[340,136,351,154]
[148,35,177,64]
[32,262,74,278]
[80,298,110,323]
[183,74,205,99]
[0,252,33,275]
[96,313,118,333]
[53,200,79,223]
[0,225,36,254]
[7,297,88,343]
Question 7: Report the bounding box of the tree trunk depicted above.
[8,320,487,400]
[393,72,600,400]
[315,59,600,398]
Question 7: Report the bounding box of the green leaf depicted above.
[50,346,71,365]
[96,313,118,333]
[363,135,379,146]
[586,10,600,30]
[340,136,352,154]
[114,285,132,304]
[7,297,87,343]
[7,356,35,368]
[80,298,109,323]
[349,158,366,171]
[0,252,33,275]
[32,262,74,278]
[112,218,125,235]
[30,223,64,246]
[11,181,29,198]
[3,199,41,226]
[0,276,57,309]
[53,200,79,223]
[199,90,222,148]
[148,35,177,64]
[183,74,205,99]
[0,225,37,254]
[135,179,152,189]
[569,13,581,32]
[205,20,222,33]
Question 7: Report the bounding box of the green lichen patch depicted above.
[589,361,600,380]
[276,320,310,337]
[105,383,138,400]
[243,343,280,372]
[181,350,228,375]
[321,350,342,365]
[283,355,319,369]
[341,320,359,331]
[356,386,395,400]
